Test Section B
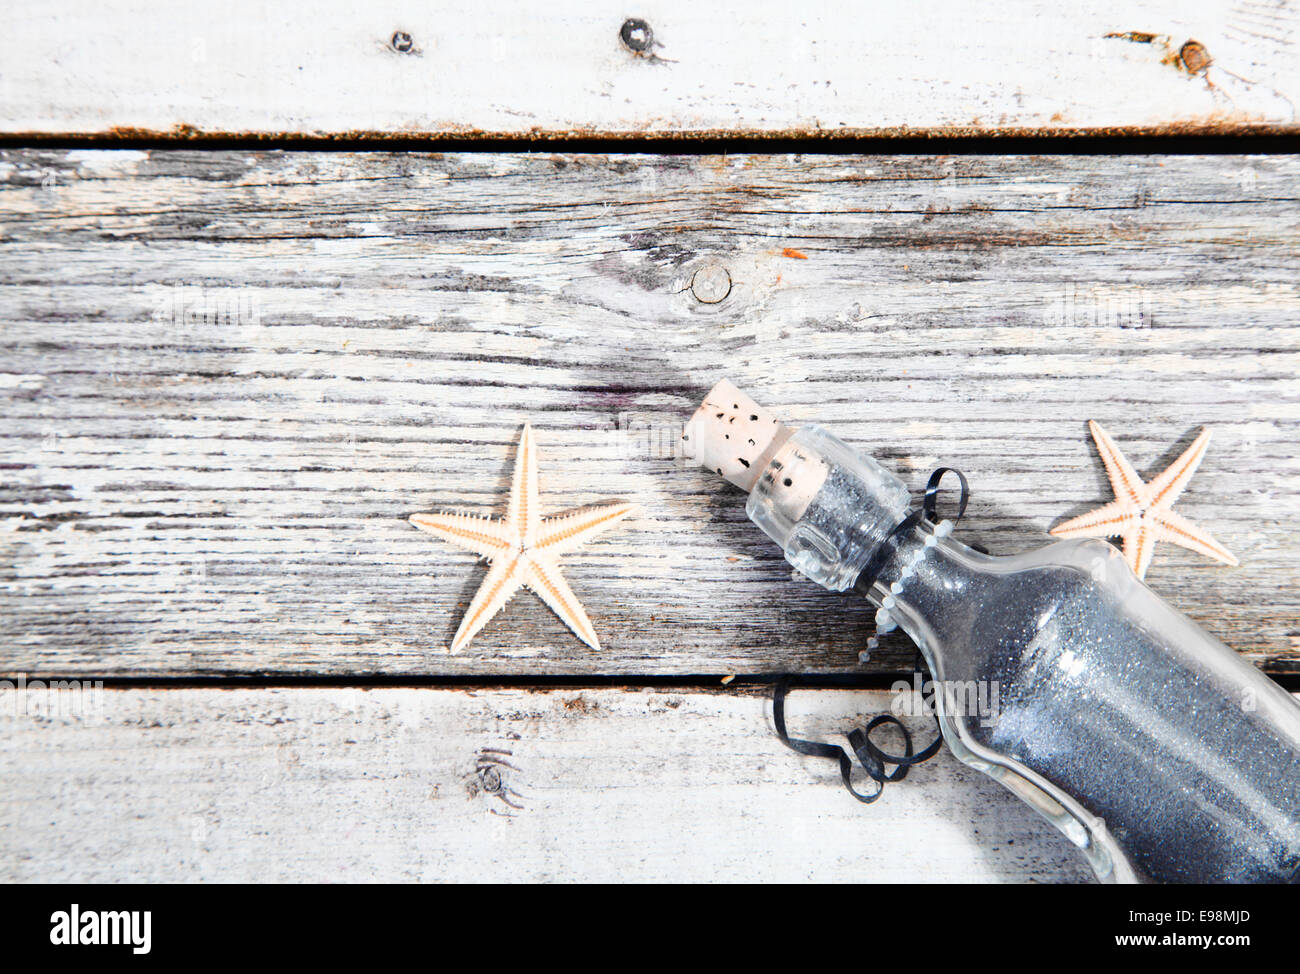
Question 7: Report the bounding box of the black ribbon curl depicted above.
[855,466,970,596]
[773,664,943,804]
[772,466,970,803]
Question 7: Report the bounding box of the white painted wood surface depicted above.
[0,687,1095,882]
[1,2,1297,137]
[1,151,1297,676]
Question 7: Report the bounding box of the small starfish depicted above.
[410,423,637,653]
[1050,420,1238,579]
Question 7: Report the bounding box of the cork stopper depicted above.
[684,379,793,492]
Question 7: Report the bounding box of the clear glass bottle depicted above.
[688,385,1300,883]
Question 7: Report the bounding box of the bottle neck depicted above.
[853,522,991,673]
[854,520,950,603]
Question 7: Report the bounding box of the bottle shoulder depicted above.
[899,536,1142,680]
[953,535,1135,584]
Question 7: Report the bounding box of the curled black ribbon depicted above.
[854,466,971,596]
[773,667,944,804]
[773,466,969,803]
[923,466,969,524]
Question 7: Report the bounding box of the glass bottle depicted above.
[686,381,1300,883]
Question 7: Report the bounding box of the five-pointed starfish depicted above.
[409,423,638,653]
[1050,420,1238,579]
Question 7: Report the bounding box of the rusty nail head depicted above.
[1179,40,1211,74]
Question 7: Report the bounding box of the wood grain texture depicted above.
[1,151,1297,676]
[1,2,1297,138]
[0,686,1095,883]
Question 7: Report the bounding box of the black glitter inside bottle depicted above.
[687,380,1300,884]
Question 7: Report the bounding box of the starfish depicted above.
[409,423,637,653]
[1050,420,1238,579]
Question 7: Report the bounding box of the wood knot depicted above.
[478,766,503,794]
[690,264,732,304]
[467,748,524,811]
[620,18,654,53]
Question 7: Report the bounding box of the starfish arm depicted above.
[1145,427,1212,511]
[409,511,513,560]
[505,422,540,548]
[1123,520,1160,579]
[1049,500,1137,540]
[1151,507,1239,567]
[537,503,639,557]
[449,555,526,654]
[1087,420,1149,508]
[523,555,601,651]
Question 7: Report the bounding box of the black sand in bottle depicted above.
[686,379,1300,884]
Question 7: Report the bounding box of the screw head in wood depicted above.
[620,18,654,53]
[1179,40,1211,75]
[391,31,415,54]
[690,264,732,304]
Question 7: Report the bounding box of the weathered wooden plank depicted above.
[0,687,1094,882]
[1,2,1297,138]
[0,151,1297,676]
